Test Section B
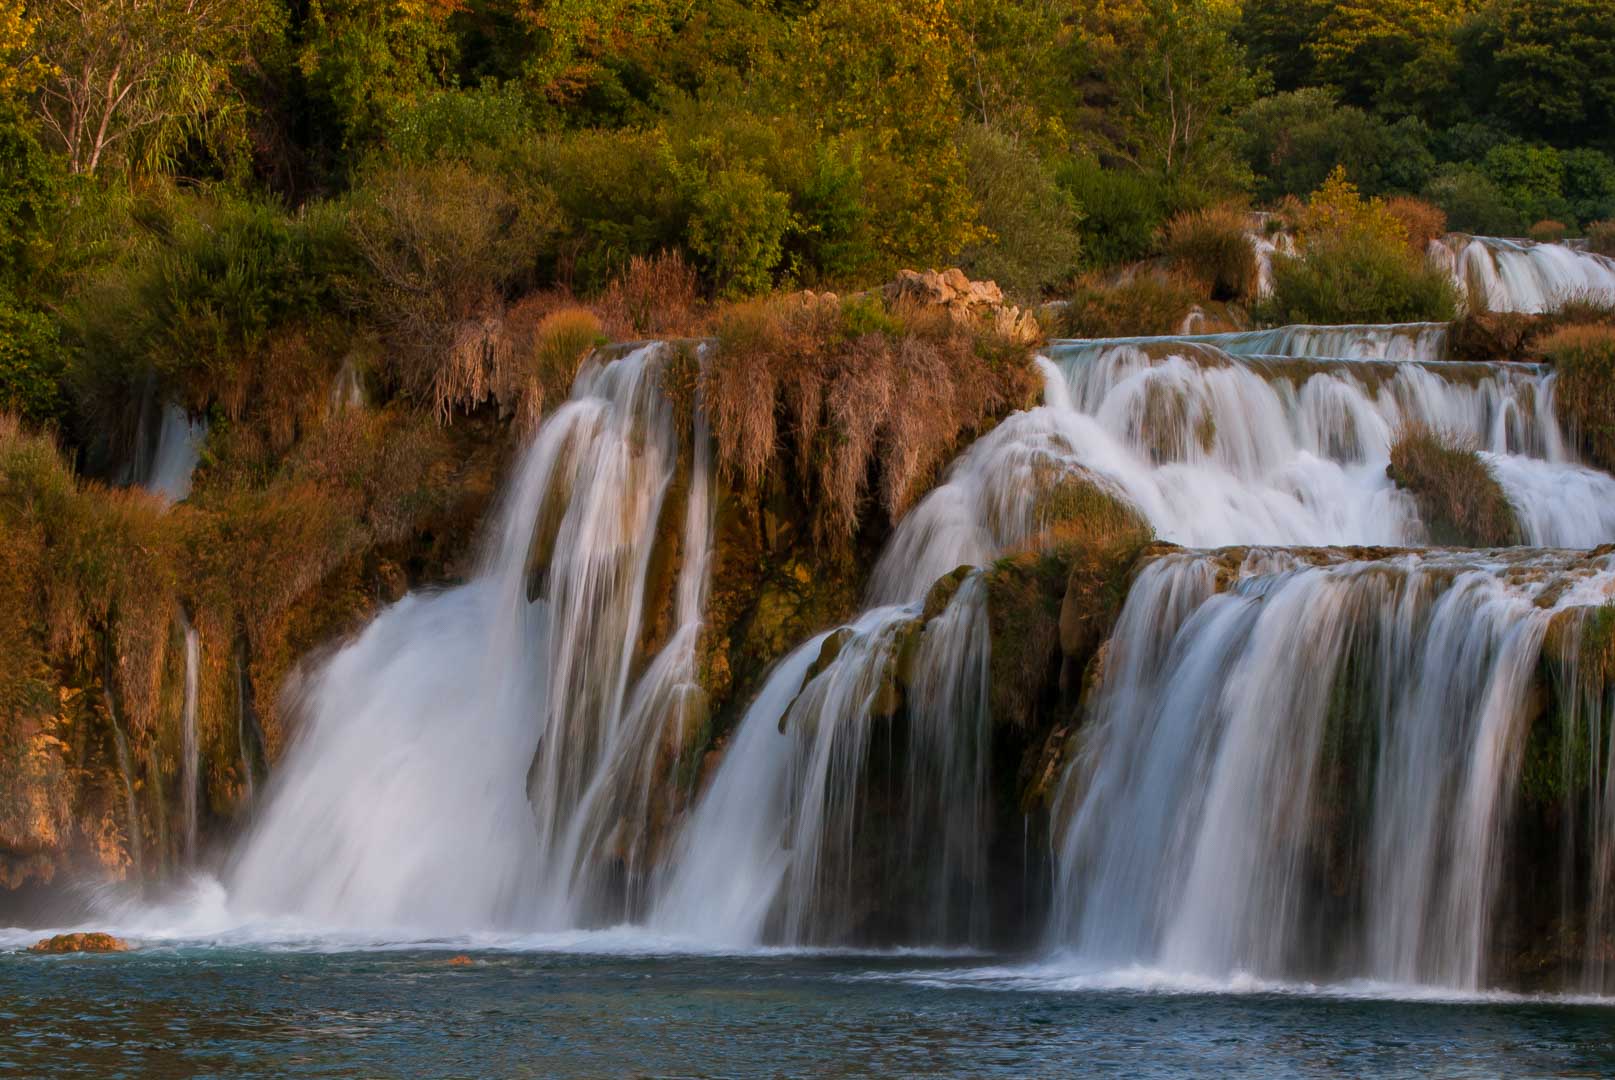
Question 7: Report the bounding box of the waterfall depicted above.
[223,344,713,932]
[1050,547,1615,990]
[1057,323,1450,363]
[103,680,143,882]
[1041,340,1615,548]
[1436,235,1615,314]
[146,404,207,504]
[180,615,201,863]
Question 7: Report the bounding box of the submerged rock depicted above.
[28,932,129,954]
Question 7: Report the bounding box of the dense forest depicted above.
[1,0,1614,442]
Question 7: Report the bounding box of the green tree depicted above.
[1309,0,1470,120]
[1460,0,1615,150]
[28,0,277,174]
[1239,89,1435,202]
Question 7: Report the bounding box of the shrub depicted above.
[1424,168,1526,237]
[1387,425,1520,547]
[1529,220,1568,244]
[955,124,1082,300]
[1264,170,1459,325]
[1163,206,1257,302]
[1542,325,1615,473]
[0,294,66,425]
[686,164,793,299]
[1057,157,1168,270]
[345,161,562,418]
[1051,273,1205,339]
[1588,221,1615,257]
[496,307,607,430]
[595,251,702,339]
[1384,197,1447,254]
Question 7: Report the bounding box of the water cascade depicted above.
[1434,235,1615,314]
[1042,340,1615,548]
[1050,547,1615,990]
[223,344,713,932]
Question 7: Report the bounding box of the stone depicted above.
[28,932,129,954]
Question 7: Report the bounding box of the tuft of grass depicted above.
[1162,206,1258,303]
[1587,221,1615,258]
[1529,220,1568,244]
[595,251,702,340]
[1387,424,1521,547]
[1542,324,1615,473]
[1050,272,1205,339]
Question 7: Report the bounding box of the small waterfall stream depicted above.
[179,615,201,864]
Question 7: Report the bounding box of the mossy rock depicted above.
[29,932,129,953]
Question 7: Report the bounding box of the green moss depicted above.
[1387,426,1522,547]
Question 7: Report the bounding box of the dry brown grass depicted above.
[1387,424,1521,547]
[1385,196,1448,254]
[702,294,1040,543]
[596,252,703,340]
[1530,220,1569,244]
[1163,206,1258,302]
[1587,221,1615,258]
[1050,272,1206,338]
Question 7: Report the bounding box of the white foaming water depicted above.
[1043,341,1615,548]
[1056,322,1450,364]
[179,614,201,864]
[1436,235,1615,314]
[146,404,207,504]
[223,344,713,934]
[1050,548,1615,990]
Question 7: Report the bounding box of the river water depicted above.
[3,935,1612,1078]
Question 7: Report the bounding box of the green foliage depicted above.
[0,104,59,293]
[1562,149,1615,229]
[1239,90,1435,203]
[1482,142,1572,227]
[1460,0,1615,152]
[1057,157,1169,271]
[1424,167,1527,237]
[0,294,66,425]
[1264,171,1459,325]
[955,124,1081,299]
[687,164,792,299]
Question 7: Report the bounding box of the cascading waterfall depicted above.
[1050,548,1615,990]
[1434,235,1615,314]
[179,615,201,863]
[223,344,713,932]
[146,404,207,505]
[1058,323,1450,364]
[1043,340,1615,547]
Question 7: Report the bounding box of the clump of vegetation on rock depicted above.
[1387,424,1521,547]
[1163,206,1259,303]
[1050,272,1208,339]
[1542,324,1615,473]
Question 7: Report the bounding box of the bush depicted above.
[595,251,702,339]
[1424,168,1526,237]
[0,294,66,425]
[1387,425,1520,547]
[955,124,1082,300]
[1588,221,1615,258]
[1162,206,1257,302]
[1542,325,1615,473]
[1482,142,1571,228]
[1238,89,1435,203]
[1057,157,1169,270]
[1051,273,1205,339]
[1384,197,1447,254]
[1530,220,1568,244]
[345,161,563,417]
[686,164,793,299]
[1264,171,1459,325]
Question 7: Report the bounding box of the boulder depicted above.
[28,932,129,954]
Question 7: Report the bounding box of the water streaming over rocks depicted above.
[1434,236,1615,314]
[1050,547,1615,991]
[224,344,712,932]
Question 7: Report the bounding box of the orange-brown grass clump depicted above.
[1587,221,1615,258]
[595,251,703,340]
[1387,425,1521,547]
[1051,272,1205,339]
[1529,220,1568,244]
[1385,196,1448,255]
[1163,206,1258,302]
[492,306,608,431]
[702,292,1040,543]
[1542,324,1615,473]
